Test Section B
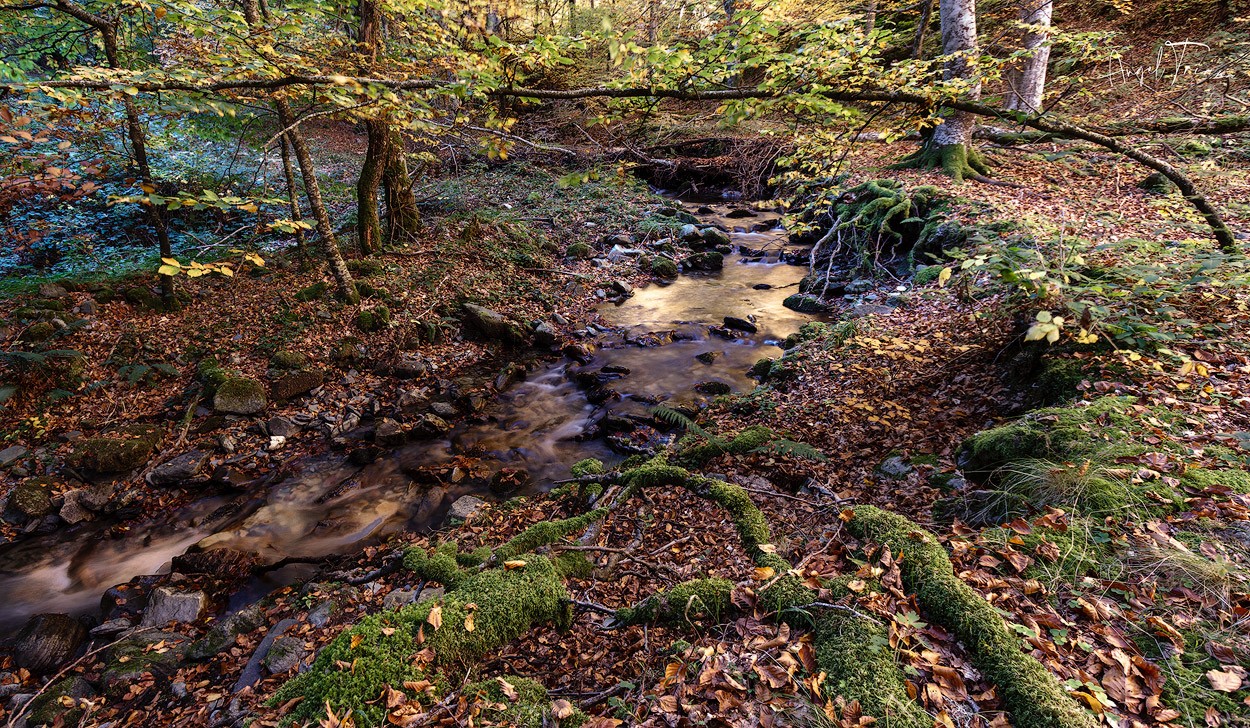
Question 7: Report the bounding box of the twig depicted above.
[568,599,617,616]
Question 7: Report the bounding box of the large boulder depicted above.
[462,304,527,345]
[213,377,267,414]
[68,424,163,473]
[24,676,96,727]
[13,614,87,673]
[271,368,324,400]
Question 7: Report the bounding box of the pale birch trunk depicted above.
[1004,0,1053,113]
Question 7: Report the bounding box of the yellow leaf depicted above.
[496,677,518,701]
[350,634,363,650]
[426,604,442,631]
[464,612,475,632]
[757,543,777,554]
[937,267,952,286]
[503,560,527,570]
[752,566,775,581]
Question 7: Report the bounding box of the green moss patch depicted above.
[814,611,929,728]
[614,578,734,626]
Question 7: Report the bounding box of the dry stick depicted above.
[7,627,159,728]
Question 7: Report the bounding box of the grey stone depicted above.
[534,322,558,347]
[77,299,98,315]
[262,633,305,675]
[847,304,893,319]
[307,601,334,628]
[102,631,188,698]
[140,587,207,626]
[846,279,874,294]
[678,224,702,242]
[393,354,429,379]
[266,416,300,438]
[38,283,68,299]
[551,312,569,325]
[271,369,324,400]
[90,618,134,638]
[447,495,486,522]
[374,418,407,447]
[187,605,265,661]
[0,445,28,466]
[147,450,209,486]
[383,589,418,610]
[722,316,757,333]
[610,280,633,296]
[606,245,643,262]
[879,456,914,478]
[58,495,90,525]
[430,402,457,418]
[417,586,444,604]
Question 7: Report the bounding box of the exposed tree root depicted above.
[845,506,1098,728]
[893,140,991,184]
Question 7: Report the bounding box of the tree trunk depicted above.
[1004,0,1052,113]
[864,1,877,33]
[278,134,308,262]
[275,99,358,302]
[898,0,989,182]
[357,119,387,255]
[912,0,934,58]
[383,127,420,242]
[100,27,177,307]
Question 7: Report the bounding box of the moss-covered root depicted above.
[675,425,775,468]
[814,611,931,728]
[270,556,571,727]
[492,508,608,562]
[463,675,588,728]
[894,141,991,184]
[846,506,1097,728]
[613,578,734,626]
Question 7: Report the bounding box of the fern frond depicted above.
[752,438,828,463]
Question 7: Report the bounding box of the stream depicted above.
[0,199,820,631]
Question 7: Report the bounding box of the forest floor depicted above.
[2,86,1250,728]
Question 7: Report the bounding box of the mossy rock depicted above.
[213,376,268,415]
[649,256,679,279]
[10,477,55,517]
[69,424,164,473]
[271,368,324,400]
[332,337,368,366]
[25,676,96,726]
[347,258,387,277]
[20,321,57,343]
[566,242,593,259]
[912,264,945,285]
[294,281,329,302]
[102,631,188,698]
[682,251,723,271]
[1136,171,1177,195]
[270,350,308,370]
[196,357,235,393]
[462,304,527,346]
[122,286,163,310]
[782,293,831,314]
[356,305,392,332]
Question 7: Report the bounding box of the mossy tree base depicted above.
[895,142,991,184]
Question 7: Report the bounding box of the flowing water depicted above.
[0,199,818,630]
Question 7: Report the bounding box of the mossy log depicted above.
[846,506,1097,728]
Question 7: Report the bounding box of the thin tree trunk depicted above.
[357,119,387,255]
[864,0,877,34]
[278,134,308,262]
[99,25,176,307]
[383,127,420,241]
[912,0,934,58]
[273,99,358,302]
[1004,0,1052,113]
[243,0,356,301]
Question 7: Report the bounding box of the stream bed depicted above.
[0,199,821,630]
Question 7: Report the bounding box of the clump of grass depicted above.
[1123,541,1239,608]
